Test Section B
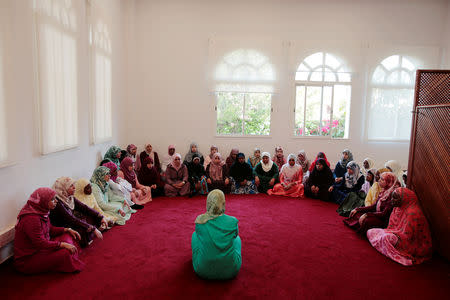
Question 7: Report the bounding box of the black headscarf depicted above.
[230,153,253,182]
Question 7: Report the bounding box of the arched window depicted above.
[294,52,351,138]
[34,0,79,154]
[214,49,275,135]
[367,55,417,140]
[89,13,112,143]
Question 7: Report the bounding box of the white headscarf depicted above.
[52,177,76,210]
[280,153,301,183]
[261,152,274,172]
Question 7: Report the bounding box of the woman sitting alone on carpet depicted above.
[90,166,132,225]
[50,177,105,248]
[229,153,258,194]
[367,187,432,266]
[164,153,190,197]
[329,161,365,204]
[14,188,85,274]
[118,157,152,205]
[254,152,279,194]
[191,189,242,280]
[304,158,334,201]
[343,172,398,234]
[206,153,231,194]
[268,153,304,198]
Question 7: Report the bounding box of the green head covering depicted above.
[90,166,110,193]
[104,146,122,166]
[195,189,226,224]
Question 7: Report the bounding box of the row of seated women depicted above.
[12,144,429,276]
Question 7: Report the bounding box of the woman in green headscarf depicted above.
[90,166,132,226]
[191,189,242,280]
[103,146,122,168]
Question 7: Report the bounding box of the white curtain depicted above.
[89,1,112,144]
[34,0,79,154]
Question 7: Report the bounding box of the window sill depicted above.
[366,139,410,144]
[291,136,350,140]
[215,135,272,139]
[0,160,17,170]
[41,144,79,156]
[91,137,113,145]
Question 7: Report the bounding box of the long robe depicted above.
[336,191,367,217]
[304,167,334,201]
[205,164,231,194]
[49,198,103,247]
[191,214,241,280]
[138,165,165,197]
[14,215,84,274]
[91,183,131,225]
[268,167,304,198]
[164,164,190,197]
[344,198,394,234]
[254,162,279,193]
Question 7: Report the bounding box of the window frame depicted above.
[365,55,417,142]
[214,91,273,137]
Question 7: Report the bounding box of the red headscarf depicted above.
[309,152,330,172]
[17,188,57,220]
[120,157,137,188]
[103,162,118,183]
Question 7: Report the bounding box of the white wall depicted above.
[442,0,450,68]
[0,0,129,239]
[125,0,448,171]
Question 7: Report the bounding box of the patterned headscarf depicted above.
[52,177,76,210]
[120,157,137,188]
[376,172,399,204]
[17,188,57,221]
[104,146,121,166]
[344,161,363,188]
[195,189,226,224]
[296,150,309,172]
[273,146,286,170]
[209,153,224,181]
[249,148,262,167]
[339,149,354,168]
[91,166,110,193]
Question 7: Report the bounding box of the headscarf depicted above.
[368,188,432,266]
[138,157,160,186]
[385,160,403,182]
[308,158,334,187]
[103,145,121,166]
[261,152,274,172]
[339,149,354,168]
[17,188,56,221]
[209,145,218,159]
[248,148,261,167]
[74,178,96,208]
[344,161,363,188]
[230,153,253,182]
[309,152,330,172]
[52,177,76,210]
[376,172,399,206]
[120,157,137,188]
[103,161,118,182]
[296,150,309,173]
[195,189,226,224]
[90,166,110,193]
[273,146,286,170]
[169,153,183,171]
[126,144,137,161]
[144,144,155,162]
[377,167,390,175]
[184,142,203,163]
[366,168,377,186]
[209,153,224,181]
[226,148,239,168]
[280,154,301,183]
[363,157,375,172]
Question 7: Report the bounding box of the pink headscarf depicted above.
[17,188,57,221]
[376,172,399,211]
[170,153,182,171]
[127,144,137,155]
[209,153,224,181]
[368,187,432,265]
[120,157,137,188]
[103,162,118,183]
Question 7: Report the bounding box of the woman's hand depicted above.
[100,218,108,229]
[255,177,260,186]
[64,228,81,241]
[118,209,126,217]
[335,177,343,183]
[94,228,103,240]
[207,178,212,185]
[224,178,229,185]
[349,209,357,218]
[60,242,77,254]
[328,186,334,192]
[359,213,367,225]
[151,184,157,189]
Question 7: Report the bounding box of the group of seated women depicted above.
[13,143,431,276]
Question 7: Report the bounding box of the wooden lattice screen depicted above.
[407,70,450,261]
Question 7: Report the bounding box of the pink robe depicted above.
[14,214,84,274]
[268,168,304,198]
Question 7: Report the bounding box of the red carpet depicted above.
[1,194,449,299]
